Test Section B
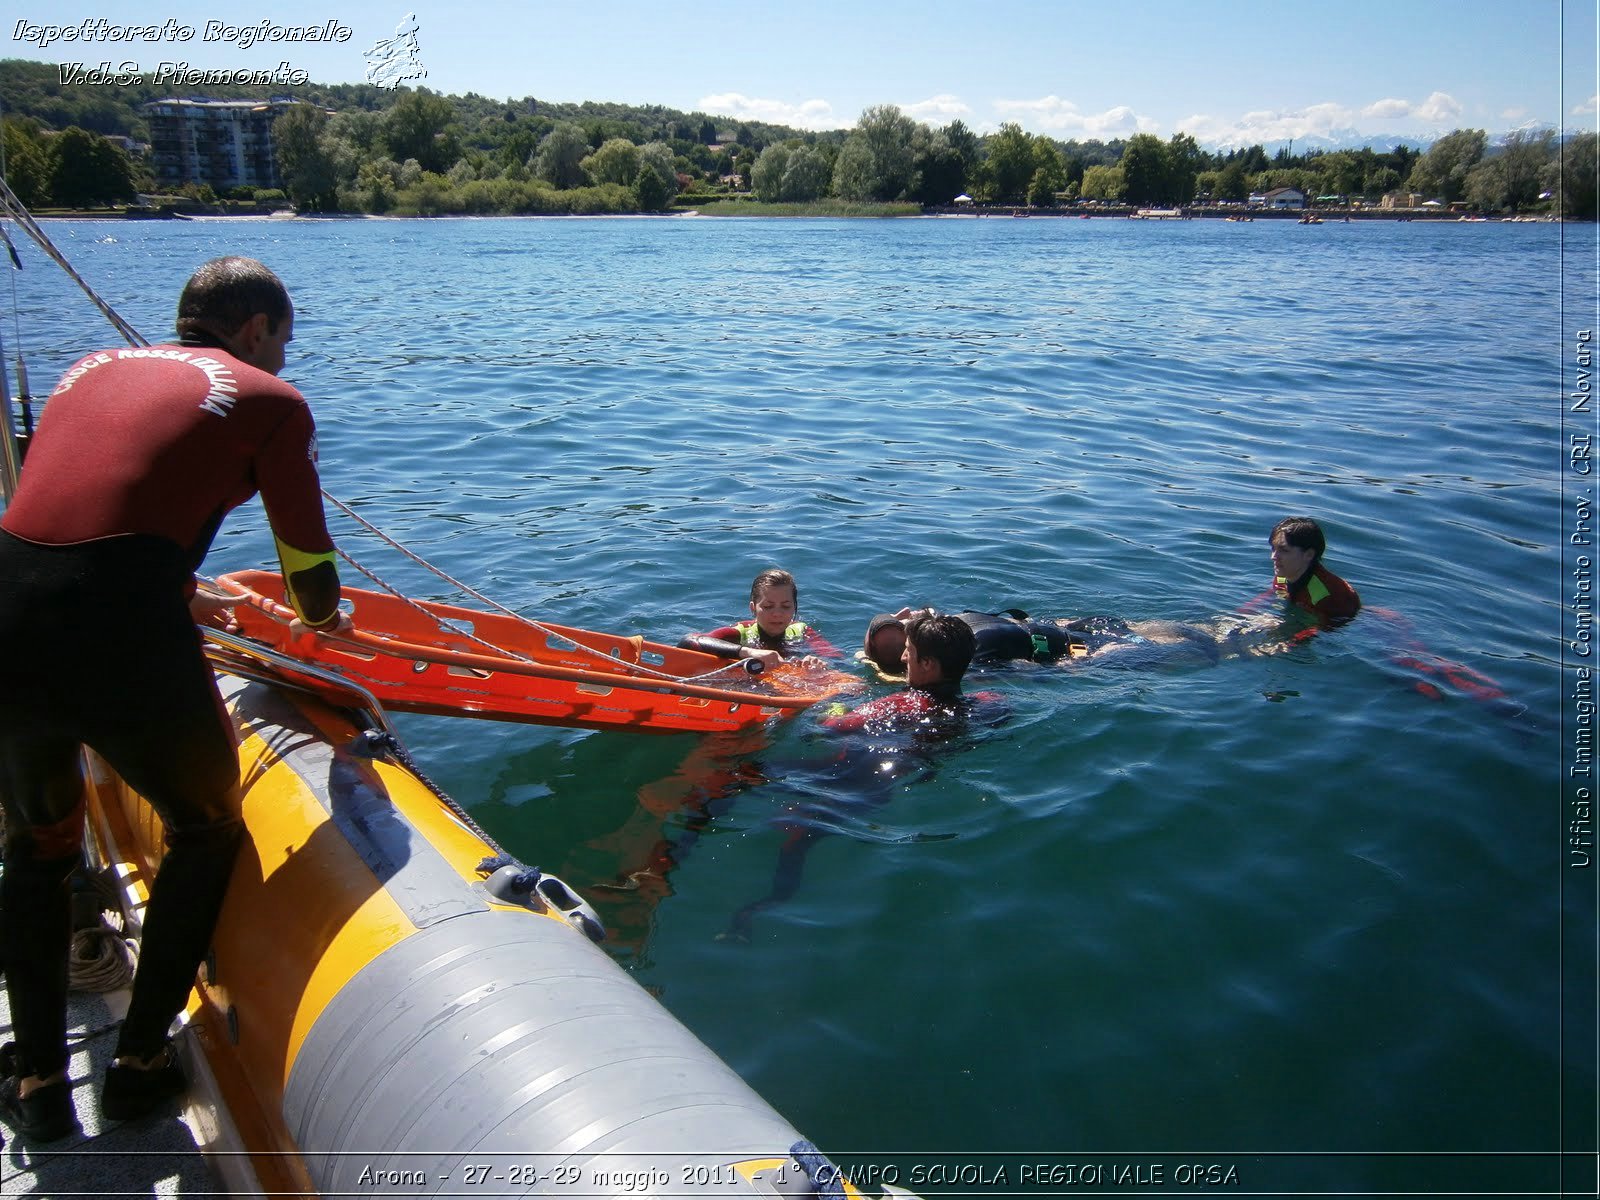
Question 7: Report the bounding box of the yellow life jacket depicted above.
[734,619,807,646]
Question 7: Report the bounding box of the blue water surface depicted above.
[5,213,1592,1195]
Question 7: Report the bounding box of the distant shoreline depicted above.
[918,206,1557,222]
[31,204,1569,223]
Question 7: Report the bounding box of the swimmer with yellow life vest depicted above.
[678,568,842,668]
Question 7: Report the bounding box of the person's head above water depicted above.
[1270,516,1328,581]
[903,612,975,688]
[747,568,800,639]
[863,612,909,674]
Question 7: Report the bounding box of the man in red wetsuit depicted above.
[0,257,346,1141]
[822,611,986,735]
[1268,516,1361,626]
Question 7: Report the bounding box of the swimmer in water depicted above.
[1265,517,1361,626]
[721,613,1006,942]
[858,607,1274,677]
[678,568,840,668]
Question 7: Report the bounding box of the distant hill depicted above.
[0,58,821,148]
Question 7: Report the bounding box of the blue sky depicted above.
[8,1,1596,146]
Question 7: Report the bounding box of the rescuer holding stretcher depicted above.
[0,256,349,1142]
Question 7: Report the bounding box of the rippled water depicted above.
[6,214,1590,1194]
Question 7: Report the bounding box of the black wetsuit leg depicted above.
[959,612,1077,662]
[0,532,243,1069]
[0,726,82,1083]
[958,612,1041,662]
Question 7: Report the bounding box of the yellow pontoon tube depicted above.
[84,637,879,1198]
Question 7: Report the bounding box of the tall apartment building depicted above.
[143,98,302,192]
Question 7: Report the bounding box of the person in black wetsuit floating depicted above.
[858,607,1253,676]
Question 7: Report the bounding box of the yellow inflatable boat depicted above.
[80,632,874,1198]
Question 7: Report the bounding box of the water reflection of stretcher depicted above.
[575,730,776,961]
[217,570,860,735]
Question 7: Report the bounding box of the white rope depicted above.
[66,869,139,993]
[320,493,752,686]
[70,922,138,993]
[0,176,150,347]
[327,542,548,664]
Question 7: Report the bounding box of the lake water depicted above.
[5,213,1595,1197]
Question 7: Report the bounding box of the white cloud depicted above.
[1177,102,1356,147]
[1574,94,1599,116]
[1360,91,1461,126]
[988,92,1466,148]
[694,88,1489,145]
[1414,91,1464,124]
[1175,93,1468,149]
[1172,113,1235,144]
[991,96,1155,137]
[696,92,841,131]
[901,93,971,122]
[1363,98,1412,121]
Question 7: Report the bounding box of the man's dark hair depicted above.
[1270,516,1327,565]
[906,612,975,684]
[176,256,291,342]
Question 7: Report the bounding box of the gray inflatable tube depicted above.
[213,674,855,1199]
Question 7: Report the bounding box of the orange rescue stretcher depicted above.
[214,570,860,735]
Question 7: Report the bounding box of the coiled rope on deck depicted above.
[71,922,138,993]
[69,868,138,993]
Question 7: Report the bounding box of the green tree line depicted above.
[1,59,1594,219]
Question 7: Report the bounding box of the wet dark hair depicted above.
[750,568,798,607]
[905,612,975,683]
[176,256,291,342]
[1270,517,1327,565]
